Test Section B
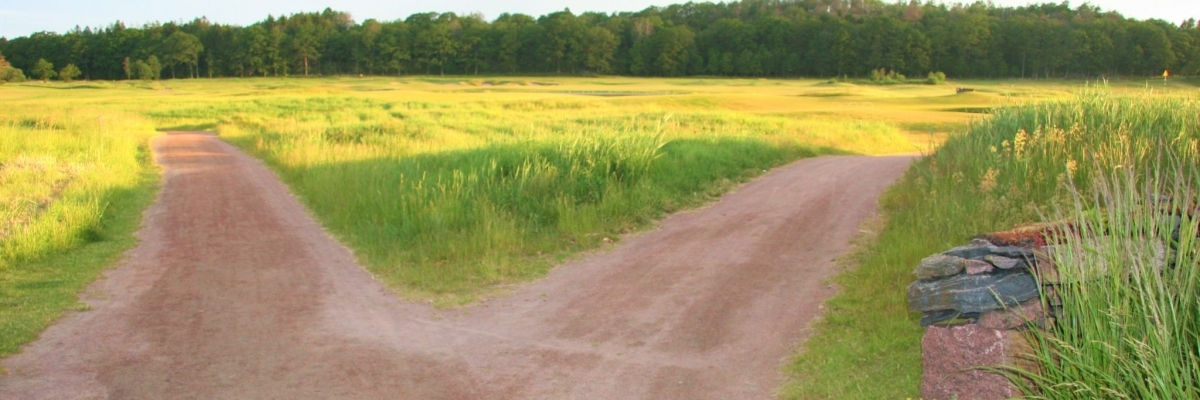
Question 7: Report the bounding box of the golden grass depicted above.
[3,74,1197,382]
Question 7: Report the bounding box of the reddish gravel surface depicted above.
[0,131,912,399]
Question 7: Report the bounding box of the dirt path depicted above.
[0,131,913,399]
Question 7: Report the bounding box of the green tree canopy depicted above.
[147,55,162,80]
[31,58,55,81]
[582,26,618,74]
[1,1,1197,79]
[58,63,81,82]
[133,59,153,80]
[0,50,27,82]
[288,24,321,76]
[163,31,204,78]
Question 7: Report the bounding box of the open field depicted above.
[0,130,912,399]
[2,76,1199,396]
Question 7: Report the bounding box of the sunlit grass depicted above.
[3,77,1194,390]
[0,105,159,357]
[783,91,1200,398]
[203,93,916,304]
[1008,152,1200,399]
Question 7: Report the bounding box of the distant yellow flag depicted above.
[1164,70,1170,78]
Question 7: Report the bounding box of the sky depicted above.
[1,0,1198,39]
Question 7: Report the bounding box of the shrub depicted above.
[926,71,947,85]
[0,66,25,83]
[133,60,154,80]
[31,58,56,81]
[58,63,81,82]
[0,51,25,83]
[869,68,907,84]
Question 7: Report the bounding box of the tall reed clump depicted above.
[784,91,1200,398]
[0,105,159,355]
[1010,150,1200,398]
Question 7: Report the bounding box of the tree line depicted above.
[1,0,1198,81]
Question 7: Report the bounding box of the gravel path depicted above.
[0,131,912,399]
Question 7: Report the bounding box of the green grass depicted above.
[0,76,947,357]
[122,79,952,305]
[3,77,1196,394]
[782,91,1200,398]
[204,94,900,304]
[1010,153,1199,399]
[249,132,822,303]
[0,105,160,357]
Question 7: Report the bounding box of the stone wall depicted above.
[908,205,1193,399]
[907,226,1059,400]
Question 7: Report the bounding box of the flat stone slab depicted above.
[907,271,1039,317]
[914,254,967,281]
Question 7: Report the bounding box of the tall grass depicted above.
[0,104,159,356]
[204,96,905,304]
[783,91,1200,398]
[1,77,927,357]
[0,107,156,264]
[1010,150,1200,398]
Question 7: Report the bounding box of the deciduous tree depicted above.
[0,51,27,82]
[133,59,153,80]
[58,63,81,81]
[582,26,618,74]
[163,31,204,78]
[31,58,55,81]
[147,55,162,79]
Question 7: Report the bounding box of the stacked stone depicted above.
[907,234,1057,400]
[906,238,1050,327]
[909,211,1193,399]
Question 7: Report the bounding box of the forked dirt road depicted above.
[1,132,912,399]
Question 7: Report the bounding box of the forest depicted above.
[0,0,1198,81]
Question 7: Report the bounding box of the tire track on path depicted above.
[1,131,912,399]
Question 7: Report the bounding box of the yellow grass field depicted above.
[3,75,1196,396]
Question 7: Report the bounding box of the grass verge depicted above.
[0,171,157,357]
[1011,148,1199,398]
[782,91,1200,398]
[0,108,160,357]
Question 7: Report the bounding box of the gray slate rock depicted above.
[942,244,994,260]
[965,259,995,275]
[920,309,980,326]
[984,255,1026,270]
[991,246,1035,259]
[907,271,1040,316]
[914,254,967,281]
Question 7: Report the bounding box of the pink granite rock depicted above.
[978,299,1047,330]
[964,259,995,275]
[921,324,1025,400]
